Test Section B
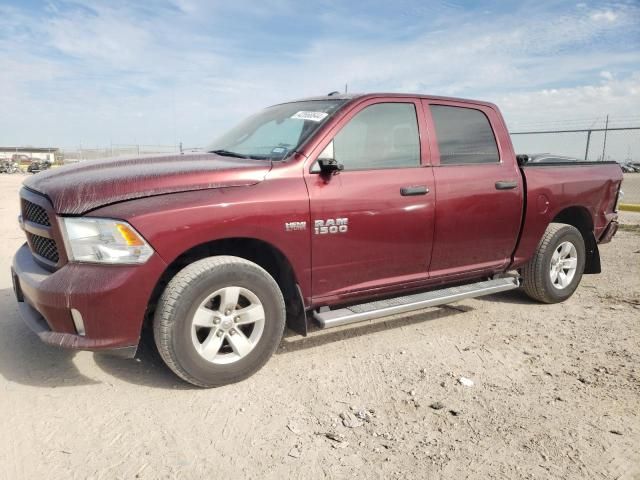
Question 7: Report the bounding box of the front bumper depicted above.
[12,243,167,356]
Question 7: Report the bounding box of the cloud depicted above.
[501,73,640,160]
[498,73,640,129]
[590,9,618,22]
[0,0,638,148]
[600,70,614,81]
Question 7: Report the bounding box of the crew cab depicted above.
[11,93,623,387]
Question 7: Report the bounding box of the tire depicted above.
[153,256,286,387]
[521,223,586,304]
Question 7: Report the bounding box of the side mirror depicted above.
[318,158,344,175]
[316,140,343,175]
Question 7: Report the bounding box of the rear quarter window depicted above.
[430,105,500,165]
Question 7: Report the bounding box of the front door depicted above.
[304,99,436,301]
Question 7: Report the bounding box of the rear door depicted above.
[422,100,523,278]
[304,98,436,301]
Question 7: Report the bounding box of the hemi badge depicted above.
[285,221,307,232]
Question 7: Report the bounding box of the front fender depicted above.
[88,176,313,300]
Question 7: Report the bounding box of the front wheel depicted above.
[153,256,286,387]
[521,223,585,303]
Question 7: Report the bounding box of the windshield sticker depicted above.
[271,147,287,154]
[291,111,329,122]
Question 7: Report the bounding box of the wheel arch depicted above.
[146,237,308,335]
[552,206,600,274]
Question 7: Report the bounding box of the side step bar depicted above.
[313,276,520,329]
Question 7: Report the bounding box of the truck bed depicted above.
[512,161,622,268]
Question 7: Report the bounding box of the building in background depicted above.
[0,147,61,165]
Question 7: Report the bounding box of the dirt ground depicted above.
[0,172,638,480]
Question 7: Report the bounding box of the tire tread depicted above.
[522,223,583,303]
[153,256,285,387]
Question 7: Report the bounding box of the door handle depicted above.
[495,180,518,190]
[400,185,429,196]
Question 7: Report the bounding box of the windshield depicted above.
[207,99,347,160]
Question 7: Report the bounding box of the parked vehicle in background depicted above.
[11,92,623,387]
[27,159,52,174]
[0,159,20,174]
[12,154,31,165]
[620,163,636,173]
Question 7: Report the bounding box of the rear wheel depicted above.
[521,223,585,303]
[154,256,286,387]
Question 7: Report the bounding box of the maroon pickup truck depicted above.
[12,93,623,387]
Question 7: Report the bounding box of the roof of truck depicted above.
[276,92,498,110]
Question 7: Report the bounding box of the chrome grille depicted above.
[22,199,51,226]
[27,233,59,264]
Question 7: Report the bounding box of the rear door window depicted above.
[430,105,499,165]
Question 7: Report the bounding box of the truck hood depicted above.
[23,152,272,214]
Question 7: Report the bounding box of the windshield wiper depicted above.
[209,149,253,159]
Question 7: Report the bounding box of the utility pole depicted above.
[345,83,348,94]
[601,114,609,161]
[584,130,591,161]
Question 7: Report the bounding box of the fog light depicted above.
[71,308,86,336]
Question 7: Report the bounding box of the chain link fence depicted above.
[61,144,185,162]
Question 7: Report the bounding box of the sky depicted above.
[0,0,639,158]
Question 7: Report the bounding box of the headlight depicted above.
[62,217,154,264]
